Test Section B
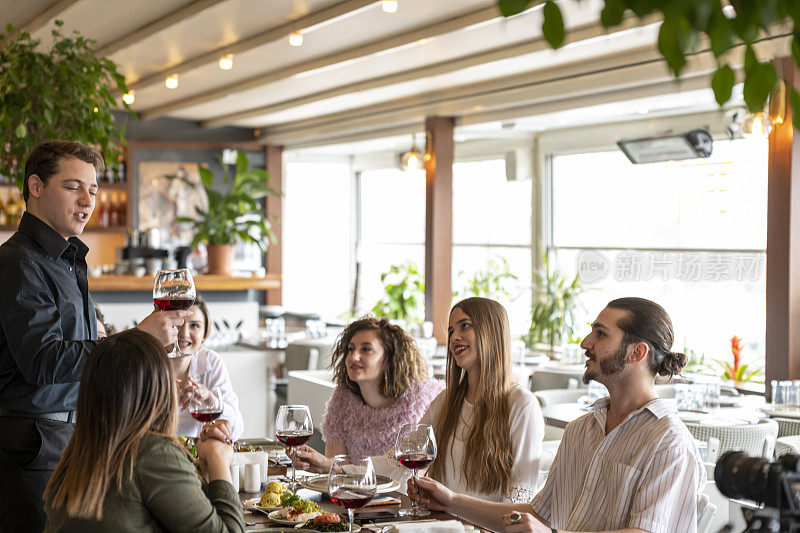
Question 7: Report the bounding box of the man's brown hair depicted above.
[23,141,104,203]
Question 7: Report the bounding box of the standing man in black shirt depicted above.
[0,141,190,532]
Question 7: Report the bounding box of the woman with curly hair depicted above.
[293,316,443,473]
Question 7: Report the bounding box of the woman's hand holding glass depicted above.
[406,475,453,512]
[292,444,332,473]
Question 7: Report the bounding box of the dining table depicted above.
[238,478,483,532]
[541,395,769,429]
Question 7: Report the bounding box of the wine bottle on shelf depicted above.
[109,192,119,227]
[99,192,109,228]
[117,155,126,183]
[119,191,127,226]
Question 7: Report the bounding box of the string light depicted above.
[165,74,179,89]
[122,91,135,105]
[289,31,303,47]
[218,54,233,70]
[382,0,398,13]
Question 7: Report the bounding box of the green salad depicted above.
[280,491,321,514]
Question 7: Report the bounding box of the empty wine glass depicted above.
[275,405,313,490]
[328,455,376,533]
[395,423,437,517]
[188,385,223,423]
[152,268,196,358]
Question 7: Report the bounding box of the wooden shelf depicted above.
[89,274,281,292]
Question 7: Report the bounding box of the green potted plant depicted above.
[371,262,426,326]
[0,21,131,187]
[176,152,279,275]
[524,251,584,357]
[454,256,519,301]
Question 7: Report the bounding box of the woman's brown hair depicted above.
[193,294,211,340]
[331,316,428,400]
[428,297,514,496]
[44,329,179,520]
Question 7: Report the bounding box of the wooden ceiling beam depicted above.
[126,0,376,93]
[96,0,226,57]
[21,0,79,33]
[137,4,506,119]
[201,15,661,129]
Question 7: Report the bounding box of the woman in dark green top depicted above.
[43,329,245,533]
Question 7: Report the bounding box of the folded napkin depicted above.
[389,520,465,532]
[362,496,401,507]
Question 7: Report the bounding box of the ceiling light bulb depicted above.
[289,31,303,47]
[122,91,135,105]
[218,54,233,70]
[742,110,772,137]
[382,0,398,13]
[165,74,179,89]
[93,107,99,113]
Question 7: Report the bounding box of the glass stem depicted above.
[348,509,355,533]
[410,469,419,511]
[290,446,296,484]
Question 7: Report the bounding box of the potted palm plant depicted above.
[176,152,279,275]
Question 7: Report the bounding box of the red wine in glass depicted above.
[190,409,223,422]
[153,297,195,311]
[397,454,434,470]
[275,431,312,447]
[330,488,375,509]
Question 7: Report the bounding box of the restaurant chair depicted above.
[697,493,717,533]
[684,419,778,462]
[536,441,560,491]
[534,388,588,407]
[772,417,800,438]
[531,368,585,392]
[774,435,800,457]
[284,337,335,372]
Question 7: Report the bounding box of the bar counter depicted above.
[89,274,281,292]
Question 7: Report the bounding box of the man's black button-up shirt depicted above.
[0,212,98,413]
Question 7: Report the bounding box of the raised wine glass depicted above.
[328,455,377,533]
[188,385,223,423]
[152,268,196,358]
[395,423,437,517]
[275,404,313,490]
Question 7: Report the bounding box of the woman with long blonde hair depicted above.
[43,329,244,532]
[415,297,543,503]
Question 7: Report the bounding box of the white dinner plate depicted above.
[267,510,320,525]
[300,474,398,494]
[677,410,708,423]
[242,497,281,513]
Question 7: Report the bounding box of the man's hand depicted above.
[408,475,455,512]
[502,512,551,533]
[137,309,191,347]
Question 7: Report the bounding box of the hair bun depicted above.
[657,350,687,377]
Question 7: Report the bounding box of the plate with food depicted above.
[302,513,359,532]
[267,508,321,525]
[300,475,397,494]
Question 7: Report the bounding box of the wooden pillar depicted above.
[424,116,455,343]
[766,56,800,390]
[264,144,283,306]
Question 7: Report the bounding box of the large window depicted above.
[452,159,532,336]
[357,168,426,314]
[283,162,352,317]
[550,137,768,370]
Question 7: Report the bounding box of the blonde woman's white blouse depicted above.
[419,386,544,503]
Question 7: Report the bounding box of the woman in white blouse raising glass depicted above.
[170,295,244,441]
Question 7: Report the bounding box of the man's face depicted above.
[28,157,97,239]
[580,307,631,385]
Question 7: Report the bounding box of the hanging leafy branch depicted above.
[498,0,800,129]
[0,21,132,188]
[371,262,426,325]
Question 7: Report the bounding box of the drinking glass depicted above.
[152,268,196,358]
[395,423,437,517]
[188,385,223,423]
[275,405,313,490]
[328,455,377,533]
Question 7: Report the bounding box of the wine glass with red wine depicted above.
[328,455,376,533]
[395,423,437,517]
[275,404,313,490]
[188,385,223,423]
[152,268,196,358]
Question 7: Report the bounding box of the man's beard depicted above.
[582,341,627,385]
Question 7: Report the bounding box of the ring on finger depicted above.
[509,511,521,524]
